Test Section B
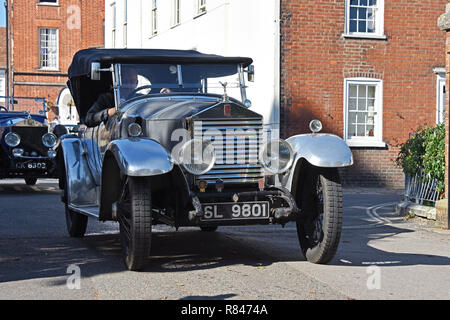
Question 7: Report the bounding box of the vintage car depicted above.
[60,48,353,271]
[0,104,59,185]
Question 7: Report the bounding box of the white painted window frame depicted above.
[171,0,181,27]
[37,0,58,6]
[435,70,446,125]
[123,0,128,48]
[195,0,207,17]
[343,78,385,147]
[343,0,385,40]
[151,0,158,36]
[111,2,116,48]
[39,28,59,71]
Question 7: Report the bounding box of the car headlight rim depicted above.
[5,132,21,147]
[309,119,323,133]
[179,139,216,175]
[42,132,58,148]
[259,139,294,174]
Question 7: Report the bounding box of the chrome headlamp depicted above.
[128,123,142,137]
[259,139,294,174]
[5,132,21,147]
[42,132,58,148]
[179,139,216,175]
[309,119,323,133]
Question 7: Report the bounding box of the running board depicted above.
[68,205,99,218]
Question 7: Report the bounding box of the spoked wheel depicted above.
[296,166,343,264]
[117,177,152,271]
[24,177,37,186]
[63,177,88,237]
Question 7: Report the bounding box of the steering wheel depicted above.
[0,106,8,112]
[126,85,153,100]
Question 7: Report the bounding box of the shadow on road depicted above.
[1,221,449,287]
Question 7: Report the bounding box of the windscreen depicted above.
[118,64,242,105]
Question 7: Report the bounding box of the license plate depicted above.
[201,202,270,221]
[15,162,47,170]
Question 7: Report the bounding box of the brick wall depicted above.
[9,0,104,119]
[0,27,6,68]
[280,0,447,188]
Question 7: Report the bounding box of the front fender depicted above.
[282,134,353,191]
[104,138,174,177]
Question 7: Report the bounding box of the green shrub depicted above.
[396,124,445,192]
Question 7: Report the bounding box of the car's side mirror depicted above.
[91,62,101,81]
[246,65,255,82]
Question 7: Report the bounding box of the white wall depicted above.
[105,0,280,136]
[0,70,5,103]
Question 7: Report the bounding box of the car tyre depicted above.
[24,177,37,186]
[118,177,152,271]
[296,166,343,264]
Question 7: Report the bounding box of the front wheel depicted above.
[296,166,343,264]
[117,177,152,271]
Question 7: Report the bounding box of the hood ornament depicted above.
[219,81,229,102]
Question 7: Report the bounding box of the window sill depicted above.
[346,140,386,148]
[342,33,387,41]
[37,68,60,73]
[194,11,207,19]
[37,3,60,7]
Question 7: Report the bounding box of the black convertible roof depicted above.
[68,48,253,77]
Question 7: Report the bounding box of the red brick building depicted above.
[0,27,6,101]
[280,0,447,188]
[5,0,104,120]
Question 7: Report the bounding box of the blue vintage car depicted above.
[0,106,59,185]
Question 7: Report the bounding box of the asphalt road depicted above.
[0,179,449,300]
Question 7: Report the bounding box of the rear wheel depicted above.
[117,177,152,271]
[24,177,37,186]
[296,166,343,264]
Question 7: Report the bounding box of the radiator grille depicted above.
[193,119,264,184]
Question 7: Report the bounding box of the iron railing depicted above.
[404,168,445,205]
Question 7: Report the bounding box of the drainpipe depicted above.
[4,0,9,106]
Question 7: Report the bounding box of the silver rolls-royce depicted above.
[60,49,353,271]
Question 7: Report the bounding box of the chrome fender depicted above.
[60,137,99,207]
[283,134,353,192]
[104,138,174,176]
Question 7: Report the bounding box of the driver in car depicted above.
[84,68,139,127]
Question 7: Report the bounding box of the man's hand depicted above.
[107,108,116,117]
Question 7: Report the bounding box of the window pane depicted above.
[369,0,377,5]
[360,0,367,6]
[367,125,375,136]
[350,0,359,5]
[349,85,358,97]
[348,112,357,124]
[368,86,375,98]
[357,125,365,137]
[358,99,366,111]
[349,98,357,110]
[358,8,367,20]
[350,7,357,19]
[367,20,375,33]
[350,20,357,32]
[358,85,367,98]
[358,20,366,32]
